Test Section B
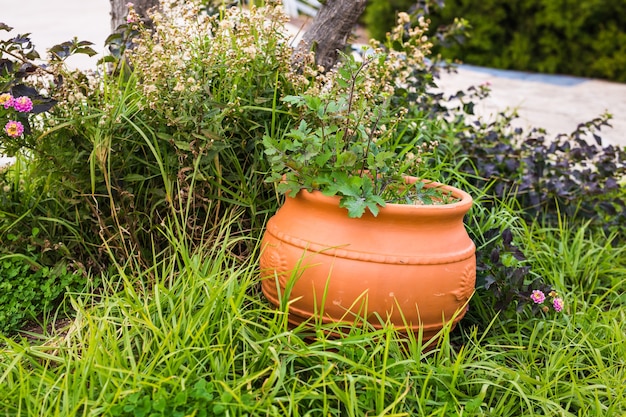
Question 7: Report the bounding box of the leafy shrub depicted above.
[0,26,92,333]
[365,0,626,82]
[430,110,624,320]
[0,25,57,141]
[0,229,86,334]
[453,113,625,238]
[108,380,243,417]
[2,3,312,272]
[471,226,556,316]
[362,0,416,41]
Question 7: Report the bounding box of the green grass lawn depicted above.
[1,208,624,416]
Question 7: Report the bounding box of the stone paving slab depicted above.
[2,0,625,170]
[437,65,626,147]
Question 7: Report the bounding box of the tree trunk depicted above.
[109,0,159,32]
[295,0,368,71]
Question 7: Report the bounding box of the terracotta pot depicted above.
[260,177,476,342]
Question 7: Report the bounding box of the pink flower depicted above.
[0,93,14,109]
[126,2,138,23]
[553,297,564,312]
[13,96,33,113]
[4,120,24,137]
[530,290,546,304]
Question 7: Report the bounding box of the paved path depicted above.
[437,65,626,147]
[1,0,624,170]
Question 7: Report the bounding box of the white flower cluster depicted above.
[126,1,309,131]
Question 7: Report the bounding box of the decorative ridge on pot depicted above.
[263,223,476,266]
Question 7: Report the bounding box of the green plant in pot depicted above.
[260,13,476,343]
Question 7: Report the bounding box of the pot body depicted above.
[260,178,476,341]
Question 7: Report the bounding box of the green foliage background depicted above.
[364,0,626,82]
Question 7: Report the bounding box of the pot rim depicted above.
[293,177,473,217]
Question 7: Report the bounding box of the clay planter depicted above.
[260,177,476,342]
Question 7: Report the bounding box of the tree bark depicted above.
[295,0,368,71]
[109,0,159,32]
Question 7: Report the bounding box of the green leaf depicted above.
[152,396,166,412]
[74,46,97,57]
[313,150,333,167]
[336,150,358,167]
[173,141,191,151]
[296,119,309,133]
[365,197,385,217]
[323,173,362,198]
[464,396,484,413]
[304,96,322,112]
[124,173,149,182]
[173,391,188,406]
[325,99,344,114]
[340,196,367,218]
[282,95,305,107]
[374,151,396,167]
[277,181,302,197]
[263,146,277,156]
[212,404,226,415]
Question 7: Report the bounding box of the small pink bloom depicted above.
[4,120,24,137]
[126,3,138,23]
[0,93,14,109]
[553,297,564,312]
[530,290,546,304]
[13,96,33,113]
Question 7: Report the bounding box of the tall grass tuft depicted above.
[2,207,625,415]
